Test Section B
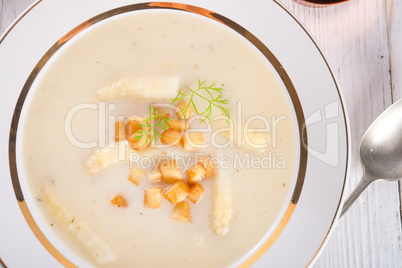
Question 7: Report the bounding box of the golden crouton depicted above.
[159,159,183,183]
[198,155,216,179]
[186,164,206,184]
[176,100,195,119]
[125,117,143,140]
[125,116,151,151]
[181,132,205,151]
[149,168,162,183]
[171,201,191,223]
[144,187,163,209]
[128,165,146,186]
[128,134,151,151]
[163,180,190,205]
[110,195,127,208]
[187,183,205,204]
[154,106,170,120]
[115,121,126,142]
[167,119,190,132]
[160,129,181,146]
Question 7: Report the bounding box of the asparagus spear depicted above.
[96,76,179,100]
[42,188,116,264]
[85,141,132,175]
[212,151,233,236]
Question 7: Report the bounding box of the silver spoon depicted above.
[340,99,402,217]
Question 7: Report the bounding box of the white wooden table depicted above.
[1,0,401,267]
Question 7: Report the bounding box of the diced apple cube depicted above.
[159,159,183,183]
[115,121,126,142]
[198,155,216,179]
[181,132,205,151]
[187,183,204,204]
[168,119,190,132]
[144,187,163,209]
[186,164,206,184]
[171,201,191,223]
[110,195,127,208]
[160,129,181,146]
[149,168,162,183]
[176,100,195,119]
[163,180,190,205]
[128,165,146,186]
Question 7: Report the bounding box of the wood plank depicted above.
[0,0,35,36]
[276,0,402,267]
[386,0,402,101]
[385,0,402,238]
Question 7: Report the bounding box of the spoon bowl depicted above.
[360,100,402,180]
[341,99,402,217]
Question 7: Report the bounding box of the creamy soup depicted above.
[20,9,298,267]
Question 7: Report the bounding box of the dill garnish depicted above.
[134,79,230,144]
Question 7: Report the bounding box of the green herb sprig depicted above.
[134,106,172,144]
[134,79,230,144]
[173,79,230,122]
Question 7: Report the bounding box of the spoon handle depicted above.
[340,177,372,218]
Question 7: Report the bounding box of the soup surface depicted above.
[20,9,298,267]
